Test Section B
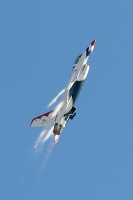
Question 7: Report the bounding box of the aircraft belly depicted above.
[78,64,89,81]
[65,96,73,114]
[71,80,84,104]
[30,39,96,141]
[55,97,72,123]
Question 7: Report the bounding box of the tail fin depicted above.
[30,110,55,127]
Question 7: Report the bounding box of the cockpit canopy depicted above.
[73,54,82,69]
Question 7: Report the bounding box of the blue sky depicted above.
[0,0,133,199]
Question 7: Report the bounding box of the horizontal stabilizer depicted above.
[30,110,55,127]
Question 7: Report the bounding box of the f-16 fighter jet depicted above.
[30,39,96,142]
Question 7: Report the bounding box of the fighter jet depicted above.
[30,39,96,142]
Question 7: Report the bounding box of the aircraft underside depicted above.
[30,39,96,143]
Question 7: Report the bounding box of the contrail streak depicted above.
[34,89,64,173]
[34,128,47,150]
[51,101,64,118]
[39,135,55,174]
[34,127,53,151]
[42,127,53,144]
[47,88,65,108]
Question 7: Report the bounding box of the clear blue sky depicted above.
[0,1,133,199]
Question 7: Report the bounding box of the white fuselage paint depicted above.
[54,57,90,132]
[30,39,96,140]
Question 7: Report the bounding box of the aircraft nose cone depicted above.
[91,39,96,46]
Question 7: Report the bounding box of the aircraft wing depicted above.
[30,110,55,127]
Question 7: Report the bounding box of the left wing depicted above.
[30,110,55,127]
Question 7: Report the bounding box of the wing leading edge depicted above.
[30,110,55,127]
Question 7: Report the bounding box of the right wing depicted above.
[30,110,55,127]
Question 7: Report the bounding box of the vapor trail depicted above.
[34,128,47,150]
[34,127,53,151]
[51,101,64,118]
[42,127,53,144]
[47,88,65,108]
[34,89,64,171]
[40,135,55,174]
